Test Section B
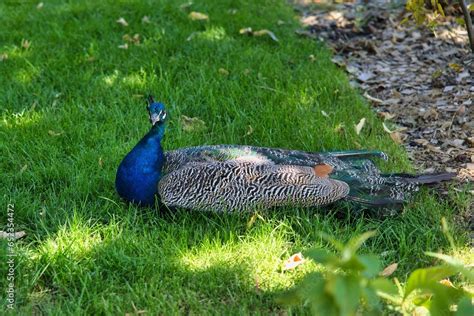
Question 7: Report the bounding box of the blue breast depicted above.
[115,130,165,206]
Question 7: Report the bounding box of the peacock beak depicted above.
[150,110,167,126]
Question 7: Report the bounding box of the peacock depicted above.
[115,97,455,212]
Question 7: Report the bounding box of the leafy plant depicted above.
[405,0,474,52]
[277,228,473,315]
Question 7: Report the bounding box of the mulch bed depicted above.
[294,1,473,187]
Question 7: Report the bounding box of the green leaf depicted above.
[404,265,459,298]
[275,272,325,306]
[358,254,381,278]
[305,249,338,266]
[370,278,398,296]
[345,231,377,255]
[325,274,361,316]
[425,252,474,282]
[309,291,339,316]
[361,286,382,314]
[456,296,474,316]
[274,287,302,306]
[320,232,344,251]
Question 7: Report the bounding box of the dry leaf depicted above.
[355,118,366,135]
[126,33,141,45]
[21,39,31,49]
[335,123,345,134]
[363,92,385,105]
[448,63,463,72]
[48,130,62,136]
[188,11,208,21]
[218,68,229,76]
[0,231,26,240]
[390,132,404,144]
[142,16,151,24]
[245,125,254,136]
[378,112,395,120]
[239,27,253,35]
[0,53,8,61]
[252,29,279,42]
[180,2,193,10]
[116,17,128,27]
[283,253,305,270]
[382,122,393,133]
[380,262,398,277]
[180,115,206,132]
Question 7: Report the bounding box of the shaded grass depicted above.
[0,0,471,314]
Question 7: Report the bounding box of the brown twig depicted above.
[459,0,474,53]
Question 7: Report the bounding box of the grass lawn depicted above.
[0,0,471,314]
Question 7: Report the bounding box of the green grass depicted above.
[0,0,471,314]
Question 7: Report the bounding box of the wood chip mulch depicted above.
[295,1,473,190]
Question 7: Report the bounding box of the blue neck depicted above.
[115,124,165,206]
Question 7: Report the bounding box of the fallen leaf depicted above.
[355,118,366,135]
[283,253,305,270]
[252,29,279,42]
[21,39,31,49]
[380,262,398,277]
[239,27,253,35]
[48,130,62,136]
[378,112,395,120]
[218,68,229,76]
[180,115,206,132]
[118,43,128,49]
[245,125,254,136]
[363,92,385,105]
[116,17,128,27]
[335,123,345,134]
[390,132,404,144]
[448,63,463,72]
[180,1,193,10]
[141,16,151,24]
[188,11,208,21]
[0,53,8,61]
[0,231,26,240]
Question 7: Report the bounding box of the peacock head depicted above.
[147,95,167,126]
